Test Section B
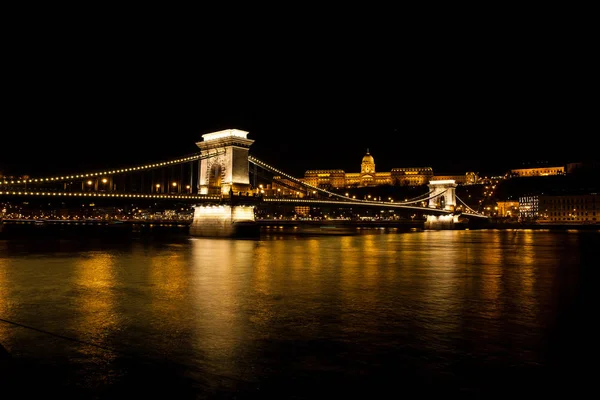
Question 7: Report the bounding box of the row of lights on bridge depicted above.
[81,179,192,193]
[1,154,203,185]
[0,191,220,200]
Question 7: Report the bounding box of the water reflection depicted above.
[72,253,118,354]
[0,230,597,397]
[189,238,257,383]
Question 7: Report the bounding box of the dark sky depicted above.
[2,15,594,179]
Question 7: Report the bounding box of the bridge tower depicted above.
[196,129,254,195]
[190,129,259,238]
[427,179,457,211]
[425,179,460,230]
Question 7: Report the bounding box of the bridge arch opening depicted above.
[427,179,456,212]
[437,196,446,209]
[207,163,223,195]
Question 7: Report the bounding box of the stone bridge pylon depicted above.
[190,129,259,237]
[196,129,254,196]
[427,179,457,211]
[425,179,460,230]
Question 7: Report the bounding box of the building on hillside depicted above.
[300,149,476,189]
[510,166,565,177]
[509,161,599,177]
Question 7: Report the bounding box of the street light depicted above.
[155,184,161,193]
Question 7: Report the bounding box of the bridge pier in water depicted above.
[189,204,259,237]
[190,129,259,237]
[424,214,462,230]
[424,179,463,230]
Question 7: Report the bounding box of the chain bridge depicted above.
[1,129,486,236]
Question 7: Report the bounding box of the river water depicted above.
[0,227,597,399]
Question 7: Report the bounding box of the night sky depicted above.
[2,15,594,179]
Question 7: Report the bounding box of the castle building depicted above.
[510,166,565,177]
[300,150,476,189]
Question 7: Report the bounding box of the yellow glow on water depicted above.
[73,253,117,354]
[148,247,189,312]
[520,231,537,296]
[189,239,255,362]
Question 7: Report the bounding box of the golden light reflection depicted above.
[148,246,190,314]
[336,234,384,327]
[478,231,504,320]
[410,231,463,338]
[342,234,383,288]
[73,253,117,355]
[189,239,255,376]
[519,231,537,297]
[249,239,298,333]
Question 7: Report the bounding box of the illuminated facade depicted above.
[302,150,434,189]
[518,195,539,220]
[196,129,254,195]
[301,150,477,188]
[510,166,565,177]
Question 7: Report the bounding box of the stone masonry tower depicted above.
[196,129,254,195]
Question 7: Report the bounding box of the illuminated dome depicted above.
[362,150,374,164]
[361,148,375,174]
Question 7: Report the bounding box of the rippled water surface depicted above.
[0,228,597,398]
